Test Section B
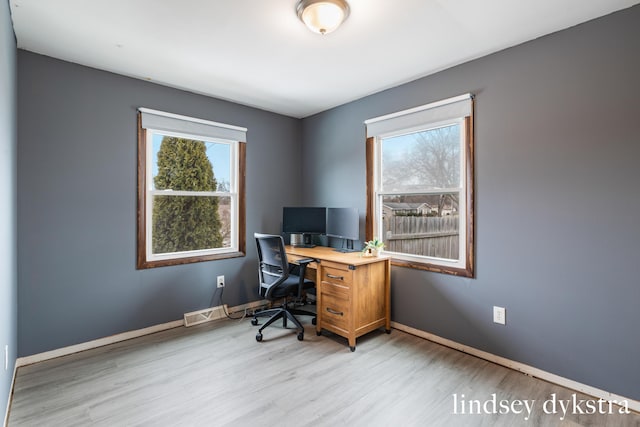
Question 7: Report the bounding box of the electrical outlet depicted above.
[493,306,506,325]
[217,275,225,288]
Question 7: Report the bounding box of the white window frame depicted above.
[365,94,474,277]
[145,130,239,262]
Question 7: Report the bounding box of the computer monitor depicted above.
[326,207,359,252]
[282,207,326,236]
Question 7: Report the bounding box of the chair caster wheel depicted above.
[386,329,391,334]
[256,333,263,342]
[251,318,258,326]
[349,346,356,352]
[312,317,317,325]
[297,332,304,341]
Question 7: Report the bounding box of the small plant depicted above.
[362,238,385,256]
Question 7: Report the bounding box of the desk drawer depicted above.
[321,293,349,331]
[321,265,353,287]
[320,280,350,298]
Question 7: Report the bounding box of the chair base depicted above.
[251,303,315,341]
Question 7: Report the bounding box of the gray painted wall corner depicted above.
[1,0,18,422]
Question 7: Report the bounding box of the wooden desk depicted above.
[286,245,391,351]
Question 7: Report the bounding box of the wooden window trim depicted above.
[136,113,246,269]
[365,110,475,278]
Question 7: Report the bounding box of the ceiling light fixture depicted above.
[296,0,350,35]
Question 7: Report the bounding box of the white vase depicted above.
[364,248,379,257]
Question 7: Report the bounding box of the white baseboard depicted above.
[228,299,270,315]
[14,299,270,368]
[391,321,640,413]
[16,319,185,368]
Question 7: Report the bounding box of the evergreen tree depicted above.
[152,137,223,253]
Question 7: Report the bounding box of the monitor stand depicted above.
[333,239,359,253]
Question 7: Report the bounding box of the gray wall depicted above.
[302,6,640,401]
[17,51,303,356]
[0,0,17,421]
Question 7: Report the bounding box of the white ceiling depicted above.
[9,0,640,118]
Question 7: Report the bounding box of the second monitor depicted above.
[326,207,359,252]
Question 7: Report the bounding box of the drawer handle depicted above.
[326,307,344,316]
[326,273,344,280]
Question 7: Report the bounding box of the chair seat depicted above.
[269,276,315,299]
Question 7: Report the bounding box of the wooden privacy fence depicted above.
[383,215,459,259]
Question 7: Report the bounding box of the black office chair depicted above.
[252,233,316,342]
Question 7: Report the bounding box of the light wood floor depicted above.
[8,316,640,426]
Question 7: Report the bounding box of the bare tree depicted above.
[413,125,460,216]
[382,125,460,216]
[412,125,460,188]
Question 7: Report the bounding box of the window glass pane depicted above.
[152,195,228,254]
[217,195,232,248]
[206,141,231,192]
[152,134,230,192]
[382,193,459,260]
[381,124,460,192]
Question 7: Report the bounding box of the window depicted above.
[365,94,474,277]
[137,108,246,269]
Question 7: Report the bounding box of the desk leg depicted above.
[385,258,391,333]
[315,266,322,337]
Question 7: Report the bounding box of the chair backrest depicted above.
[255,233,289,297]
